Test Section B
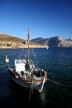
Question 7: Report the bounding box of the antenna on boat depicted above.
[27,27,30,64]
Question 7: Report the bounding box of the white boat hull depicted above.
[10,75,45,92]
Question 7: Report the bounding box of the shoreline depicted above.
[0,46,48,49]
[0,47,72,49]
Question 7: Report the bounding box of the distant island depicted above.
[31,37,72,48]
[0,34,72,49]
[0,34,47,49]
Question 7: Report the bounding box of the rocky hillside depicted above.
[1,34,72,48]
[0,34,46,48]
[31,36,72,47]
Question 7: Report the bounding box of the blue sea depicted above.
[0,48,72,108]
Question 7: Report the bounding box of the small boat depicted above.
[46,46,49,49]
[45,42,48,49]
[5,28,47,92]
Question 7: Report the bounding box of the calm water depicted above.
[0,48,72,108]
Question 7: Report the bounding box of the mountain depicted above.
[66,38,72,41]
[0,34,72,48]
[0,34,25,42]
[0,34,46,48]
[31,36,72,47]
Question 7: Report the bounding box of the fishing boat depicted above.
[5,28,47,92]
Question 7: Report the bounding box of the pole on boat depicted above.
[28,28,30,64]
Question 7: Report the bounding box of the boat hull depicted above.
[10,75,45,92]
[8,67,46,92]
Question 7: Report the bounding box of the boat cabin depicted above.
[15,59,26,74]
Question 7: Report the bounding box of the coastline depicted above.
[0,46,72,49]
[0,45,48,49]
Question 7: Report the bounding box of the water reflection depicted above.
[9,79,42,108]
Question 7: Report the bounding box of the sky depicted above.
[0,0,72,40]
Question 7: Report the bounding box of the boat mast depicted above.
[28,28,30,64]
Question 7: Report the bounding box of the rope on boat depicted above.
[47,78,72,88]
[19,44,27,60]
[29,79,34,101]
[19,48,24,59]
[31,48,39,68]
[25,48,27,60]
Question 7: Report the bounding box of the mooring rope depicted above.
[29,79,34,101]
[47,78,72,88]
